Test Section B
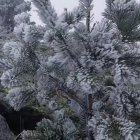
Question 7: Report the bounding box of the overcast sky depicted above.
[51,0,106,21]
[30,0,140,25]
[30,0,106,25]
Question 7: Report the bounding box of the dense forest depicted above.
[0,0,140,139]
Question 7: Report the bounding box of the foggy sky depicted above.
[30,0,140,25]
[30,0,106,25]
[51,0,106,21]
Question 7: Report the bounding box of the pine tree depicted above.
[31,0,140,139]
[0,0,31,90]
[0,0,43,110]
[1,0,140,139]
[0,0,31,37]
[104,0,140,42]
[1,1,79,139]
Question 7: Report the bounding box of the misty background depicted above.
[26,0,140,25]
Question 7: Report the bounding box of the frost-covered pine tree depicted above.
[31,0,140,139]
[0,0,31,37]
[0,0,31,88]
[0,0,44,111]
[0,0,31,74]
[0,1,78,139]
[21,109,78,140]
[1,0,140,139]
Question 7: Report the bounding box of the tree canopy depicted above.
[0,0,140,139]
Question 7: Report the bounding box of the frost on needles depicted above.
[0,0,140,139]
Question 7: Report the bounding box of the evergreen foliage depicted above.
[0,0,30,35]
[0,0,140,139]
